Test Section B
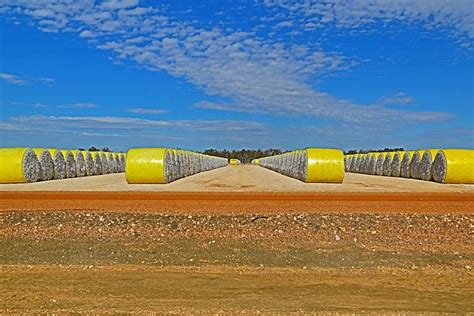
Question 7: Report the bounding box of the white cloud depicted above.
[37,77,55,84]
[0,72,55,85]
[274,20,293,28]
[128,108,168,115]
[33,102,48,109]
[100,0,139,10]
[377,92,415,106]
[58,102,97,109]
[0,72,27,85]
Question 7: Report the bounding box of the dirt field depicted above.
[1,211,473,313]
[1,165,473,313]
[1,165,473,192]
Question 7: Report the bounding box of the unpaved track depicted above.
[1,191,473,213]
[0,165,473,192]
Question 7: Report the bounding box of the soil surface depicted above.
[1,211,473,313]
[1,165,473,192]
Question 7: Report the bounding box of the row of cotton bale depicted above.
[126,148,228,184]
[0,147,126,183]
[258,148,345,183]
[344,149,474,184]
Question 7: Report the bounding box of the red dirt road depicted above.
[1,191,473,214]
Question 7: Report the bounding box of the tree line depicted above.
[78,147,406,164]
[201,148,287,164]
[344,147,404,155]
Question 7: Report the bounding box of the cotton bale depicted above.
[114,153,121,173]
[400,151,415,178]
[375,152,387,176]
[306,148,344,183]
[0,148,41,183]
[60,150,76,178]
[47,149,67,179]
[367,153,377,175]
[82,151,95,176]
[120,153,126,172]
[100,152,108,174]
[382,152,395,176]
[70,150,86,177]
[91,152,103,175]
[409,151,422,179]
[33,148,54,181]
[432,149,474,184]
[104,152,115,174]
[229,159,240,165]
[126,148,168,184]
[390,151,404,177]
[420,149,440,181]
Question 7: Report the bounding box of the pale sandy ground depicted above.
[1,165,473,192]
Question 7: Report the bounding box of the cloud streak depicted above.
[128,108,168,115]
[0,72,54,85]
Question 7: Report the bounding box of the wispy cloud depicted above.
[377,92,415,106]
[33,102,48,109]
[1,115,267,133]
[58,102,97,109]
[37,77,55,84]
[128,108,168,115]
[0,73,27,85]
[0,72,54,85]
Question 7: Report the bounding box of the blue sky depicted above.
[0,0,473,151]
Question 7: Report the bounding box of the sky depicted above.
[0,0,473,151]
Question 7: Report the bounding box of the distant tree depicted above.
[101,146,111,152]
[78,148,85,151]
[200,148,287,164]
[88,146,100,151]
[344,148,404,155]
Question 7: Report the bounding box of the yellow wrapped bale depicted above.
[419,149,439,181]
[47,149,66,179]
[432,149,474,184]
[375,152,388,176]
[91,152,103,175]
[0,148,41,183]
[390,151,404,177]
[100,152,108,174]
[229,159,240,165]
[33,148,54,181]
[81,151,95,176]
[70,150,86,177]
[114,153,121,173]
[60,150,76,178]
[126,148,168,184]
[409,150,422,179]
[400,150,416,178]
[306,148,344,183]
